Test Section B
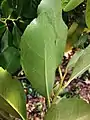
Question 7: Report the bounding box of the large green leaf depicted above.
[0,47,20,74]
[45,98,90,120]
[20,0,67,98]
[21,15,56,99]
[0,67,26,120]
[62,0,84,12]
[86,0,90,28]
[69,45,90,81]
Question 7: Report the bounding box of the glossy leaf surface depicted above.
[0,67,26,120]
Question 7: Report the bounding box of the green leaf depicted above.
[61,0,70,9]
[7,0,24,16]
[0,108,13,120]
[1,28,13,52]
[67,49,84,70]
[1,0,13,17]
[20,0,67,99]
[63,0,84,12]
[21,0,41,19]
[68,22,78,37]
[16,0,24,16]
[12,23,22,48]
[0,67,26,120]
[86,0,90,28]
[21,16,56,99]
[69,45,90,81]
[0,0,3,5]
[1,28,9,52]
[0,47,20,74]
[7,0,13,8]
[45,98,90,120]
[74,33,88,49]
[0,21,6,38]
[66,24,84,51]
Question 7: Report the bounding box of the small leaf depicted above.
[86,0,90,28]
[0,67,26,119]
[12,23,22,48]
[1,28,13,52]
[45,98,90,120]
[1,28,9,52]
[69,45,90,81]
[63,0,84,12]
[67,49,84,70]
[0,47,20,74]
[1,0,13,17]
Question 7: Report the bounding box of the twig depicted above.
[52,68,68,104]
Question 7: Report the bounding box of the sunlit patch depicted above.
[76,114,89,120]
[32,19,37,25]
[64,50,73,58]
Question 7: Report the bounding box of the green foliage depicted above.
[86,0,90,28]
[1,28,12,52]
[12,23,22,48]
[0,67,26,120]
[0,47,20,74]
[66,22,85,51]
[67,49,84,69]
[69,45,90,81]
[45,98,90,120]
[62,0,84,11]
[20,0,67,102]
[21,0,41,19]
[0,0,90,119]
[0,21,6,38]
[1,0,13,17]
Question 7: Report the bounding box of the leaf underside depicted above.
[20,0,67,99]
[45,98,90,120]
